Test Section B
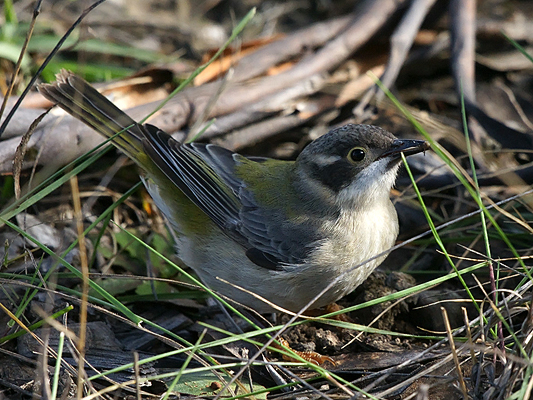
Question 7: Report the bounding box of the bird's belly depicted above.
[173,201,399,313]
[176,233,296,313]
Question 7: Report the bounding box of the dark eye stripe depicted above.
[308,159,357,193]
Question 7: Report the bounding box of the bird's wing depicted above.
[141,125,309,269]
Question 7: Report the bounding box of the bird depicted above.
[38,70,429,314]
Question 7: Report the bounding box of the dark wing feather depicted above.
[142,125,244,237]
[142,125,311,269]
[238,186,314,266]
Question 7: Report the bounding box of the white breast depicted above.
[312,198,398,289]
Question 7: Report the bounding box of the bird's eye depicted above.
[347,147,366,163]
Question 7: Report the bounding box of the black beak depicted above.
[379,139,430,160]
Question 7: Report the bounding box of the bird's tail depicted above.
[38,70,146,162]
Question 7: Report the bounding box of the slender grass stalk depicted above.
[502,31,533,64]
[7,261,41,328]
[162,330,208,400]
[0,305,73,343]
[50,331,65,399]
